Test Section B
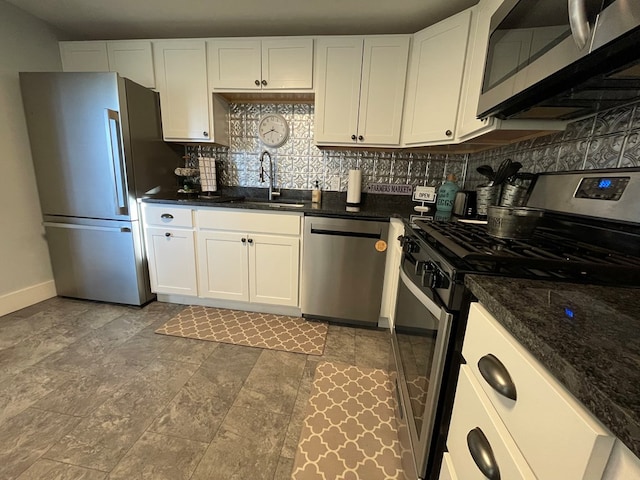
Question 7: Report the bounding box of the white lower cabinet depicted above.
[144,205,302,308]
[196,209,301,307]
[448,366,537,480]
[197,231,249,301]
[142,204,198,296]
[444,301,616,480]
[145,227,198,296]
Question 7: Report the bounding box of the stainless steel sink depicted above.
[242,200,307,208]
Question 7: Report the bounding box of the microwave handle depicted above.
[568,0,591,50]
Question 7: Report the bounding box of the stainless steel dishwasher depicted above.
[301,216,389,326]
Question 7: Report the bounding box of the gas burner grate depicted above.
[414,220,640,284]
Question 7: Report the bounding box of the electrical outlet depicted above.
[329,176,341,191]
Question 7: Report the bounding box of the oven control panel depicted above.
[575,176,630,201]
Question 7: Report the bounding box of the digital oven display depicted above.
[575,176,630,200]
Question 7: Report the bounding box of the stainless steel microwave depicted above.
[478,0,640,120]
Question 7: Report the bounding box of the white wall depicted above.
[0,0,62,315]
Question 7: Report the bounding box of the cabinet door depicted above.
[153,40,211,141]
[402,9,472,145]
[261,38,313,89]
[248,234,299,307]
[60,42,109,72]
[314,37,363,145]
[198,231,249,302]
[208,39,262,90]
[456,2,497,140]
[107,40,155,88]
[357,36,410,146]
[145,227,197,296]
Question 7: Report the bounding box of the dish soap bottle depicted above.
[436,174,459,212]
[312,180,322,204]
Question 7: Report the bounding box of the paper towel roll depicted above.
[347,169,362,205]
[198,156,217,192]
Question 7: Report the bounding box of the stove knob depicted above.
[399,235,419,254]
[421,262,436,288]
[432,270,450,289]
[415,260,427,276]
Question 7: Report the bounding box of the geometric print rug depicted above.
[291,361,404,479]
[155,305,327,356]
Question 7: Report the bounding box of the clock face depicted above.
[258,114,289,147]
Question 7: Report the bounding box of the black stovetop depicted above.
[412,218,640,286]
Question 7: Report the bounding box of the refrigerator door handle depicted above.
[104,109,128,216]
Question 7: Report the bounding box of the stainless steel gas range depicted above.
[391,168,640,480]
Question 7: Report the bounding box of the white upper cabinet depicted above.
[402,9,472,146]
[60,41,155,88]
[106,40,155,88]
[208,38,313,90]
[314,37,363,145]
[153,40,229,144]
[315,35,410,147]
[60,42,109,72]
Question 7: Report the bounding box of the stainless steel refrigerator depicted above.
[20,72,181,305]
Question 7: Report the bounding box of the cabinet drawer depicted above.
[448,366,536,480]
[143,204,194,228]
[463,302,614,480]
[197,209,301,235]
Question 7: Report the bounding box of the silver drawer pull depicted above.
[160,213,174,219]
[467,427,501,480]
[478,354,517,401]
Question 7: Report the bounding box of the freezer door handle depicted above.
[104,109,128,216]
[43,222,130,233]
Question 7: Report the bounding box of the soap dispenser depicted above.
[312,180,322,204]
[436,174,459,212]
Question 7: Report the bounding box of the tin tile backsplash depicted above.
[185,100,640,193]
[185,103,467,191]
[465,100,640,188]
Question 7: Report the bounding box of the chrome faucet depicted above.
[259,151,280,201]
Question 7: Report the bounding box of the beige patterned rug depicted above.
[292,361,404,479]
[155,306,327,356]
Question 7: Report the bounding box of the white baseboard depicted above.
[156,293,302,317]
[0,280,57,317]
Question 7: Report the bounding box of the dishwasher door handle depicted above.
[309,228,382,239]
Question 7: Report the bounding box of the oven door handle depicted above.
[398,267,443,320]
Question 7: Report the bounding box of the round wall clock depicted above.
[258,113,289,148]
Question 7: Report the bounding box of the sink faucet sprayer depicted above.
[259,151,280,201]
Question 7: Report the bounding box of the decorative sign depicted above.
[368,183,413,195]
[413,186,437,202]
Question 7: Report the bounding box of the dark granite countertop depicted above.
[465,275,640,457]
[140,187,417,220]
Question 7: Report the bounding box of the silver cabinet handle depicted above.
[467,428,501,480]
[478,354,517,401]
[568,0,591,50]
[160,213,174,219]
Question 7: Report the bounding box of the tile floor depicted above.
[0,297,393,479]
